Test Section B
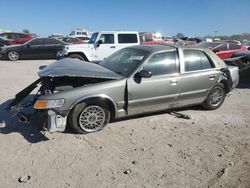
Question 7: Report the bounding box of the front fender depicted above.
[69,93,118,116]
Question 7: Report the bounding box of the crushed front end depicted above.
[6,58,122,133]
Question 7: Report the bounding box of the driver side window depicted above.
[99,34,114,44]
[143,51,178,76]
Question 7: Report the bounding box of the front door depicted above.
[21,38,45,59]
[95,33,117,61]
[127,50,180,115]
[178,49,221,106]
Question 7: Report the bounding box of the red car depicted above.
[0,32,33,45]
[198,42,247,60]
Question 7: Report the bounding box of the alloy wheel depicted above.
[8,51,19,61]
[78,105,105,132]
[209,87,223,106]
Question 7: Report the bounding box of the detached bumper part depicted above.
[47,110,67,132]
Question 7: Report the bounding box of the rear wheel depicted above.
[68,54,85,61]
[69,102,110,134]
[203,83,226,110]
[56,50,63,58]
[8,51,19,61]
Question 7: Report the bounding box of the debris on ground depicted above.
[18,175,31,183]
[123,169,131,174]
[168,111,191,120]
[132,160,138,165]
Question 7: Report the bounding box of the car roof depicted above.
[128,44,209,53]
[128,44,177,53]
[33,37,59,40]
[94,31,139,34]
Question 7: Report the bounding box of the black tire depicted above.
[203,83,226,110]
[68,54,85,61]
[69,102,110,134]
[56,50,63,58]
[8,51,19,61]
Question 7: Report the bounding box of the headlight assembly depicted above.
[34,99,65,109]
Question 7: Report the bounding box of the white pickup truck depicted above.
[62,31,140,62]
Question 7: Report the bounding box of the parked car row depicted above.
[1,30,250,69]
[0,31,90,48]
[197,42,247,59]
[0,31,141,61]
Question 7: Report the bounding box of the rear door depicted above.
[127,50,180,115]
[228,44,244,57]
[178,49,221,106]
[42,38,64,58]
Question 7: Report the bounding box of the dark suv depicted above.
[0,32,33,45]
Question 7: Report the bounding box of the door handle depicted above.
[110,46,116,48]
[209,75,216,80]
[170,80,178,85]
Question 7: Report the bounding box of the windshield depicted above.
[100,48,148,77]
[88,32,99,44]
[198,42,221,49]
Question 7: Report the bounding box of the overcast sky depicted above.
[0,0,249,37]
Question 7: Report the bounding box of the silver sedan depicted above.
[9,45,239,134]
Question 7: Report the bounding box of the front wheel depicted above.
[203,83,226,110]
[69,102,110,134]
[8,51,19,61]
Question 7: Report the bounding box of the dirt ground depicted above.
[0,59,249,188]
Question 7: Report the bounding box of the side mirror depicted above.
[25,43,31,48]
[138,70,152,78]
[96,40,102,47]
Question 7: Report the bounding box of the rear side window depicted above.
[143,51,178,76]
[28,38,44,45]
[216,44,228,51]
[118,34,138,43]
[183,50,214,72]
[44,38,61,44]
[229,44,241,50]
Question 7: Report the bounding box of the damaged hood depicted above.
[38,58,123,79]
